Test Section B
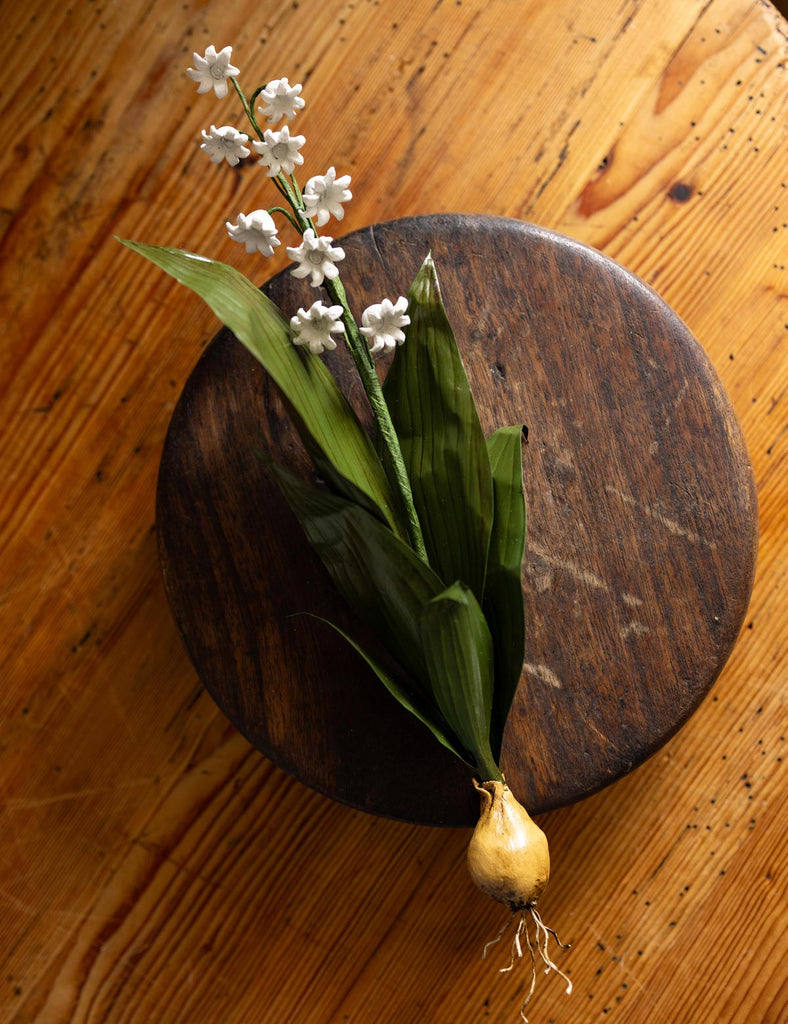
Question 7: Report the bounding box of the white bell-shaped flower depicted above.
[302,167,352,227]
[226,210,281,257]
[287,229,345,287]
[200,125,250,166]
[359,297,410,354]
[253,126,306,177]
[187,45,240,99]
[290,301,346,355]
[257,78,305,123]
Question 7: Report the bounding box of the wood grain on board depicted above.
[1,1,786,1022]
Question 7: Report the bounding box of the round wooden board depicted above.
[156,214,757,826]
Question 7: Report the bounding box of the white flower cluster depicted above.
[187,46,409,357]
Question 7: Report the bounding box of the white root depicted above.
[481,905,572,1022]
[531,906,572,992]
[521,922,537,1013]
[501,913,525,972]
[482,910,516,959]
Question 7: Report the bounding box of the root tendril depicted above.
[482,911,515,960]
[480,905,572,1022]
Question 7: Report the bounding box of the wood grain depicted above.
[1,0,786,1022]
[156,214,758,823]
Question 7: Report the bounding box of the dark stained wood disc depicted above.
[156,215,757,826]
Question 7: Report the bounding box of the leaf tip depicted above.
[409,250,443,306]
[422,250,437,278]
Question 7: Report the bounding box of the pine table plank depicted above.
[1,1,786,1022]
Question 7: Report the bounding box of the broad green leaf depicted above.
[270,462,446,689]
[305,444,389,525]
[420,581,500,781]
[383,255,493,601]
[307,615,469,764]
[484,426,527,757]
[118,239,404,539]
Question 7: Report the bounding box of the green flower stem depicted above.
[323,271,428,564]
[232,77,265,140]
[231,84,296,212]
[233,80,427,563]
[275,172,303,215]
[289,172,304,205]
[322,274,373,371]
[268,205,301,233]
[272,199,428,563]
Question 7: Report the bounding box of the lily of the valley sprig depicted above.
[118,43,571,1021]
[183,46,428,561]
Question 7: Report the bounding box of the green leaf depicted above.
[307,615,469,764]
[117,239,404,540]
[269,462,446,689]
[420,581,501,781]
[383,254,493,600]
[304,442,389,525]
[484,426,527,756]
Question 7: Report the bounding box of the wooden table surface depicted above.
[2,1,786,1022]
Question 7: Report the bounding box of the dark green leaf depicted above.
[117,239,404,539]
[270,462,446,689]
[420,581,500,781]
[306,445,389,525]
[307,615,468,764]
[383,255,493,600]
[484,426,527,756]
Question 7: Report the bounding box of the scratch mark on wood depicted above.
[529,539,610,590]
[523,662,562,688]
[586,719,623,753]
[605,485,715,548]
[620,621,650,640]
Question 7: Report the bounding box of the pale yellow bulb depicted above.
[467,780,550,910]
